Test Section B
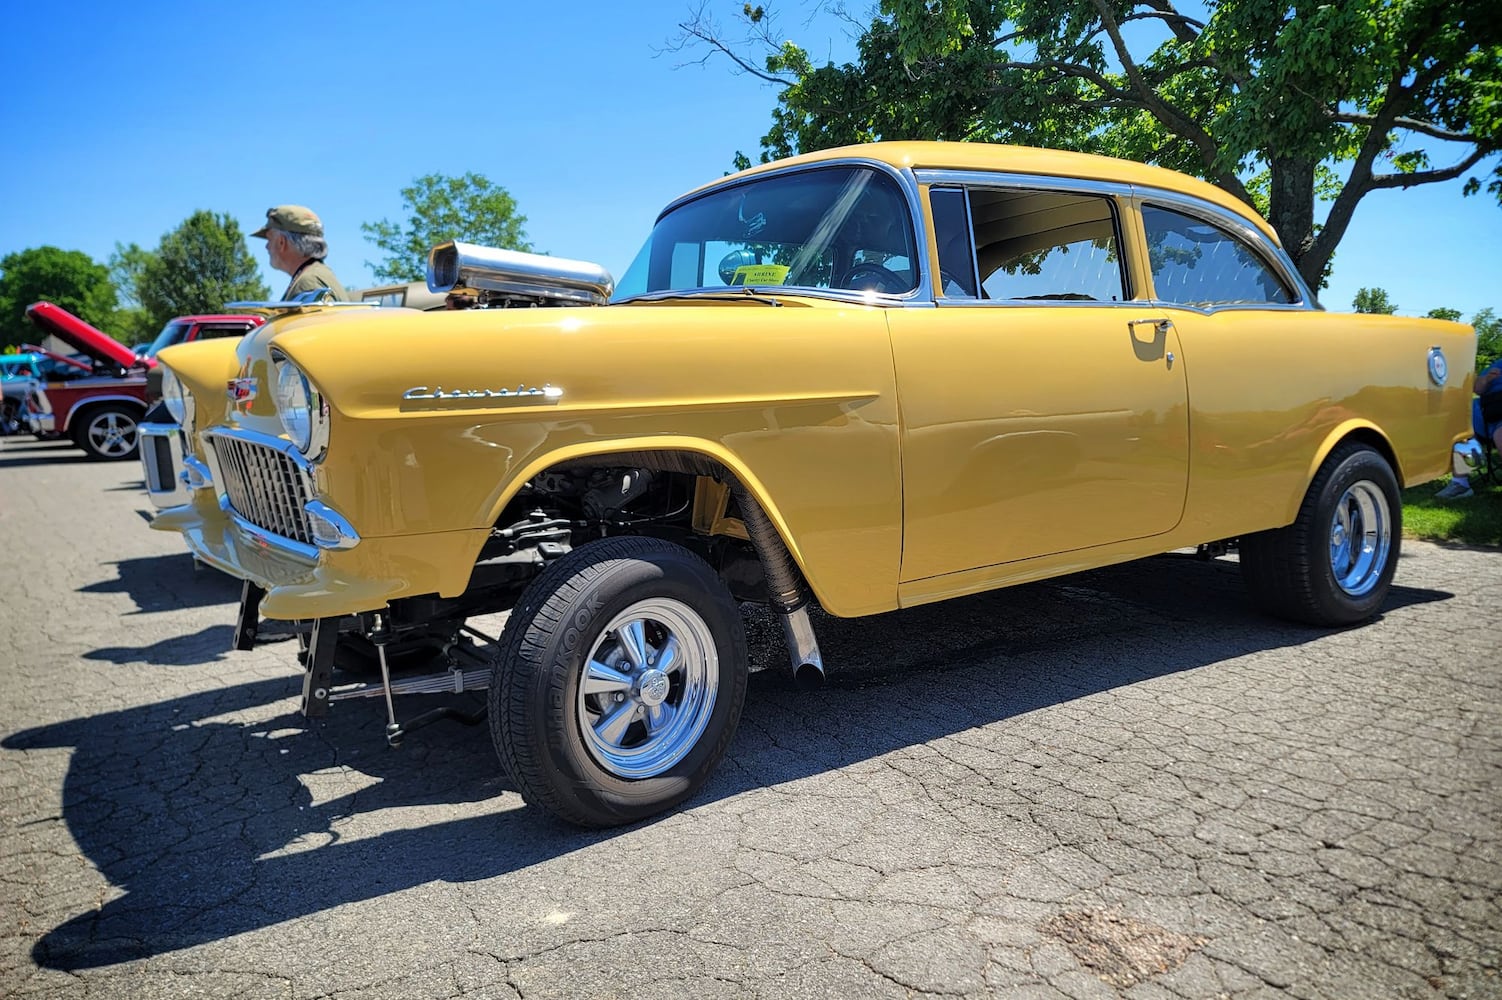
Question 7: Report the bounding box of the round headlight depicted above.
[274,357,314,451]
[161,367,186,423]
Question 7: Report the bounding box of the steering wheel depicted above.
[842,263,909,294]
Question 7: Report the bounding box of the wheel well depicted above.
[67,398,145,434]
[1335,427,1402,485]
[488,450,793,606]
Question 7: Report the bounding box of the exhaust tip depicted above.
[793,661,825,691]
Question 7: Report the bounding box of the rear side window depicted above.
[1141,205,1293,307]
[938,187,1127,303]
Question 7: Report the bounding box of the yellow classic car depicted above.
[152,141,1480,827]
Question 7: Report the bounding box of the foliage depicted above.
[108,242,164,345]
[361,173,533,283]
[1473,307,1502,371]
[1353,287,1398,314]
[0,246,117,347]
[134,212,269,327]
[1426,307,1463,322]
[671,0,1502,292]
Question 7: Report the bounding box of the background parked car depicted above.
[0,352,49,436]
[23,302,153,461]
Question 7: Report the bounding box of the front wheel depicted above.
[1240,442,1401,626]
[490,536,748,827]
[74,404,141,461]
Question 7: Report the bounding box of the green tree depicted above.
[362,173,533,282]
[108,241,162,346]
[1425,306,1463,322]
[1353,287,1398,314]
[675,0,1502,291]
[135,211,269,327]
[0,246,117,347]
[1473,307,1501,372]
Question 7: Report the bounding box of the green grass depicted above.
[1402,474,1502,547]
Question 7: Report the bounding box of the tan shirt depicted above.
[282,259,348,302]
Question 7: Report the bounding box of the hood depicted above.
[25,301,150,370]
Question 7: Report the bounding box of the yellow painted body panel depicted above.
[147,141,1478,625]
[219,303,904,619]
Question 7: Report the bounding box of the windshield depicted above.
[613,166,919,301]
[143,320,193,359]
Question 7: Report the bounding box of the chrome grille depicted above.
[211,434,314,546]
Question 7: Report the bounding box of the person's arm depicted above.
[1477,366,1502,395]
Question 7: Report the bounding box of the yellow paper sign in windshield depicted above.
[730,264,790,287]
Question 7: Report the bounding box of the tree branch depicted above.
[668,18,792,86]
[1088,0,1251,204]
[1124,2,1205,43]
[1332,111,1473,144]
[1369,147,1489,189]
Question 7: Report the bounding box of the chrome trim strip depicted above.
[305,500,360,550]
[204,425,316,467]
[222,503,319,563]
[1132,186,1317,309]
[914,167,1316,312]
[913,168,1134,201]
[182,456,213,491]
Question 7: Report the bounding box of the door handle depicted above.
[1129,317,1173,334]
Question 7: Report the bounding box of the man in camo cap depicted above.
[252,205,349,301]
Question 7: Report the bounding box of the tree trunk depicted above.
[1266,156,1320,292]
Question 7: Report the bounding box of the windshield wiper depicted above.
[616,288,784,307]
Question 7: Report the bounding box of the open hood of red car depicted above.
[18,344,94,373]
[25,301,151,370]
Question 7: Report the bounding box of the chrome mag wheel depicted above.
[1328,480,1391,597]
[577,598,720,779]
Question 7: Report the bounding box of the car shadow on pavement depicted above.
[6,554,1453,971]
[78,553,243,615]
[81,624,240,666]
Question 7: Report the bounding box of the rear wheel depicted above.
[74,404,141,461]
[490,536,748,827]
[1240,442,1400,625]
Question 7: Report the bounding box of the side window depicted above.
[200,325,253,341]
[966,188,1126,302]
[930,187,978,298]
[1141,205,1293,306]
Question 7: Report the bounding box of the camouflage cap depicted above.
[252,205,324,238]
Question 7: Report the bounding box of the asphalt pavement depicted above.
[1,434,1498,999]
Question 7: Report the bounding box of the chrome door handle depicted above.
[1129,317,1173,334]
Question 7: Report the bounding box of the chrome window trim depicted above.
[917,170,1133,306]
[914,168,1317,312]
[1132,188,1316,310]
[647,158,936,304]
[914,168,1134,202]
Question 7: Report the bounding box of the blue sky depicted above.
[1,1,1497,321]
